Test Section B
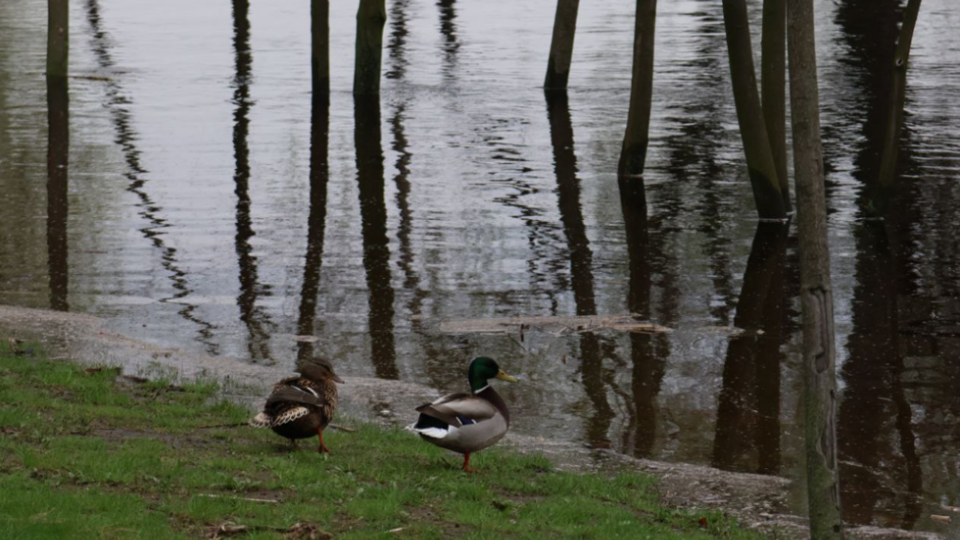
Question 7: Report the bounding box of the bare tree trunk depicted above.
[618,0,657,179]
[761,0,790,211]
[354,0,387,96]
[786,0,843,537]
[722,0,787,219]
[47,0,69,78]
[312,0,330,104]
[544,0,580,91]
[877,0,922,199]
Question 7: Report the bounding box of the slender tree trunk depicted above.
[618,0,657,179]
[877,0,922,198]
[786,0,843,537]
[722,0,787,219]
[544,0,580,91]
[312,0,330,104]
[761,0,790,211]
[354,0,387,96]
[47,0,69,78]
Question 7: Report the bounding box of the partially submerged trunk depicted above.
[761,0,790,211]
[786,0,844,536]
[47,0,69,78]
[312,0,330,104]
[544,0,581,91]
[354,0,387,96]
[721,0,787,219]
[876,0,923,206]
[618,0,658,178]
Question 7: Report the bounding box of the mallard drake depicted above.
[250,358,344,453]
[410,357,517,473]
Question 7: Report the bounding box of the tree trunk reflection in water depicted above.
[46,77,69,312]
[232,0,274,362]
[437,0,460,79]
[618,180,663,458]
[838,222,922,528]
[712,222,789,474]
[545,92,612,446]
[355,96,399,380]
[836,1,924,527]
[385,3,444,388]
[297,95,330,364]
[83,0,217,353]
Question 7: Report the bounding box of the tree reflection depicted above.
[46,77,69,312]
[83,0,217,353]
[232,0,274,362]
[839,221,922,528]
[836,1,925,528]
[437,0,460,79]
[712,222,788,475]
[546,92,612,447]
[296,94,330,364]
[355,96,399,380]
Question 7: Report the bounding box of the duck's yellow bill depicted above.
[496,370,518,383]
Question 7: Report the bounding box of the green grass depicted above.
[0,342,764,539]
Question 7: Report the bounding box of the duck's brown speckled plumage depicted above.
[267,376,338,430]
[250,358,343,453]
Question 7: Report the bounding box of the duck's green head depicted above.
[468,356,517,393]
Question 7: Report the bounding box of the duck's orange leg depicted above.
[462,452,475,474]
[317,427,331,454]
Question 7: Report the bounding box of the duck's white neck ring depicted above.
[472,384,490,394]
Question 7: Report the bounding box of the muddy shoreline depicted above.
[0,305,943,539]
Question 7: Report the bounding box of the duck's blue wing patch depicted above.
[457,416,477,426]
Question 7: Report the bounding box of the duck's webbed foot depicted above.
[317,428,331,455]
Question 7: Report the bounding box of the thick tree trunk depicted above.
[354,0,387,96]
[721,0,787,219]
[761,0,790,211]
[786,0,843,537]
[312,0,330,104]
[877,0,922,199]
[47,78,70,311]
[618,0,657,178]
[544,0,580,91]
[47,0,69,78]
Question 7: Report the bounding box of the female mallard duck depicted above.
[250,358,344,454]
[410,357,517,473]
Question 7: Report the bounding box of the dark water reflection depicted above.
[712,222,790,475]
[46,78,70,312]
[1,0,959,532]
[232,0,274,362]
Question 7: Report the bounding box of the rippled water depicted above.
[1,0,959,532]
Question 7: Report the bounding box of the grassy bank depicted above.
[0,342,764,539]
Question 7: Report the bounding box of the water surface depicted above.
[1,0,958,532]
